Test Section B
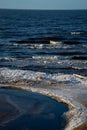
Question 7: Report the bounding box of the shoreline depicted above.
[73,122,87,130]
[0,83,87,130]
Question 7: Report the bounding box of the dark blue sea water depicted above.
[0,88,68,130]
[0,9,87,75]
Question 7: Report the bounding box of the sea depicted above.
[0,9,87,130]
[0,9,87,77]
[0,9,87,76]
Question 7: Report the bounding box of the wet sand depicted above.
[73,122,87,130]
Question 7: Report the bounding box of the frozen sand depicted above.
[0,68,87,130]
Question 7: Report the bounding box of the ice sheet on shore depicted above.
[0,67,87,130]
[0,67,85,84]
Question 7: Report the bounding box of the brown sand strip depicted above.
[73,122,87,130]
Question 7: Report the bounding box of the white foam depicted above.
[27,44,43,49]
[0,57,16,61]
[50,40,63,45]
[70,32,81,35]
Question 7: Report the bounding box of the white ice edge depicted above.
[29,87,87,130]
[0,67,87,83]
[0,67,87,130]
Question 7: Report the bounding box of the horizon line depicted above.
[0,8,87,11]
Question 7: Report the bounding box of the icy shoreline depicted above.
[27,87,87,130]
[0,68,87,130]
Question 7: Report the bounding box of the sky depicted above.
[0,0,87,10]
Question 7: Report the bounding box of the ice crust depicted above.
[0,67,82,83]
[0,67,87,130]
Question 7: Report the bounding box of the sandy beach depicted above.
[73,122,87,130]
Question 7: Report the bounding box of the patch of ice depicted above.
[0,68,84,84]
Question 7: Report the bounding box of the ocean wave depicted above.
[27,44,43,49]
[14,37,65,44]
[64,41,80,45]
[70,31,87,35]
[70,31,81,35]
[50,40,63,45]
[0,57,16,62]
[72,56,87,60]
